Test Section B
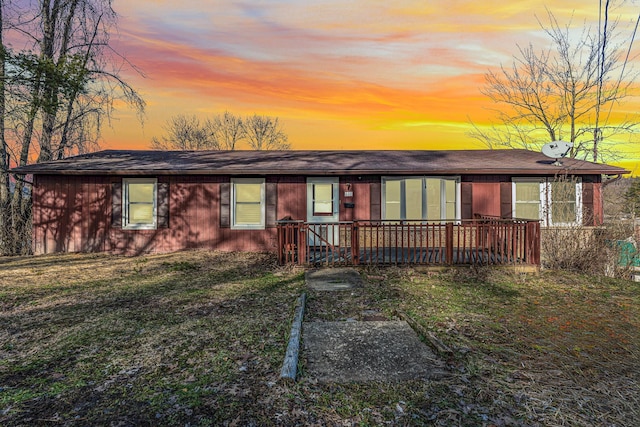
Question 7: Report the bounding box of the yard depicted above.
[0,251,638,426]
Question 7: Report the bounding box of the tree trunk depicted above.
[0,2,10,254]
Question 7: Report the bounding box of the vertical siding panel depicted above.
[37,176,54,254]
[471,183,501,217]
[171,180,185,251]
[339,179,350,222]
[353,179,371,221]
[592,182,603,225]
[210,177,217,249]
[31,175,42,254]
[582,179,602,226]
[47,176,58,253]
[192,177,201,249]
[93,178,103,252]
[81,177,90,251]
[38,176,47,254]
[189,176,203,248]
[88,177,97,252]
[55,177,66,252]
[204,178,216,250]
[191,177,200,248]
[582,181,593,226]
[67,177,80,252]
[184,179,194,249]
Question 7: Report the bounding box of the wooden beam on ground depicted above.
[396,310,453,357]
[280,292,306,382]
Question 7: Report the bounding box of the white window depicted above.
[512,178,582,226]
[312,183,334,216]
[382,177,459,221]
[123,178,157,229]
[232,178,265,229]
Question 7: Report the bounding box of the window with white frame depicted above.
[382,177,459,221]
[512,178,582,226]
[312,183,334,215]
[232,178,265,229]
[123,178,157,229]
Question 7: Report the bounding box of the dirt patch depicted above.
[303,321,446,382]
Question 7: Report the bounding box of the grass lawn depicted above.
[1,251,638,426]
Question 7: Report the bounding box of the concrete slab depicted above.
[305,268,362,291]
[303,321,447,382]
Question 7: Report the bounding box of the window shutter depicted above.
[266,182,277,227]
[111,181,122,228]
[157,181,170,228]
[370,182,381,220]
[500,182,512,218]
[460,182,472,219]
[220,182,230,228]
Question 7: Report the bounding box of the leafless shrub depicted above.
[541,176,634,277]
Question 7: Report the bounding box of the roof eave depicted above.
[15,167,629,176]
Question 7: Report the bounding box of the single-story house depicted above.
[11,149,628,263]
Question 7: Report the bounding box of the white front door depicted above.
[307,177,339,246]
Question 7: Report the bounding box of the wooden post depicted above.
[351,222,359,265]
[445,222,454,265]
[298,225,306,265]
[532,221,541,266]
[526,221,541,266]
[277,224,283,264]
[280,292,306,382]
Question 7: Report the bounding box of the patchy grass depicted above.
[365,266,639,426]
[0,253,638,426]
[1,251,304,425]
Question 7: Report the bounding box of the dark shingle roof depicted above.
[10,149,629,176]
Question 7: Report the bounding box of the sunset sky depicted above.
[106,0,640,172]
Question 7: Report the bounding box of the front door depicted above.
[307,177,339,246]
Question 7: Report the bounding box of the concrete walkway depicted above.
[302,268,446,383]
[305,268,362,291]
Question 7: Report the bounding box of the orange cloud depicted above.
[103,0,639,173]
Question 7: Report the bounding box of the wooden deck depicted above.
[277,219,541,267]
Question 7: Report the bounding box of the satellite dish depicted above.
[542,140,573,165]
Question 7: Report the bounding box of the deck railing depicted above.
[277,218,540,267]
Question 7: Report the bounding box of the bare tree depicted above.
[152,112,291,151]
[243,114,290,151]
[209,110,244,150]
[0,0,145,255]
[151,114,219,150]
[470,5,639,163]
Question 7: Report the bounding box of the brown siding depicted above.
[33,175,282,255]
[276,176,305,220]
[339,176,377,222]
[340,179,353,222]
[355,176,377,221]
[462,176,512,219]
[582,177,603,226]
[471,182,501,217]
[592,182,603,225]
[31,173,607,255]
